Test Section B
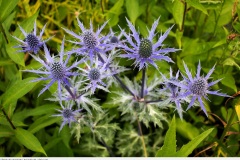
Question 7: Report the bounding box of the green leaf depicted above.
[136,19,148,37]
[172,0,185,30]
[60,126,71,149]
[176,118,200,140]
[218,74,237,92]
[6,43,25,67]
[223,58,240,70]
[13,104,58,122]
[176,29,183,48]
[0,0,19,22]
[174,128,214,157]
[235,104,240,121]
[106,0,124,26]
[0,126,14,138]
[156,116,176,157]
[15,128,47,156]
[13,10,39,39]
[28,116,60,134]
[186,0,208,15]
[126,0,139,24]
[1,77,38,109]
[0,58,14,66]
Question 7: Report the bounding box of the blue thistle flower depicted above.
[62,18,110,64]
[106,28,125,50]
[120,18,179,70]
[79,59,111,94]
[24,37,82,97]
[172,61,230,116]
[52,102,82,131]
[12,21,51,54]
[47,76,103,114]
[161,68,185,119]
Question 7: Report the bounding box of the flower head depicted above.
[120,18,179,70]
[172,61,230,116]
[79,59,111,94]
[52,102,82,131]
[105,28,125,50]
[12,21,50,54]
[24,37,82,97]
[63,18,110,64]
[160,68,185,119]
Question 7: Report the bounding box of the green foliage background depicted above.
[0,0,240,157]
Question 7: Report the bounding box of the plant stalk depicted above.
[219,109,235,142]
[137,119,148,157]
[64,85,76,99]
[100,137,115,157]
[2,108,16,130]
[215,109,236,156]
[141,67,146,99]
[97,53,135,97]
[0,21,9,43]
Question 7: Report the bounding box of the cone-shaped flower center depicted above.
[139,39,153,58]
[62,108,73,118]
[190,78,208,96]
[83,31,97,49]
[110,36,119,43]
[26,34,40,49]
[89,68,100,80]
[50,62,65,80]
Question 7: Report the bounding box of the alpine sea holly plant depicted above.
[0,0,238,157]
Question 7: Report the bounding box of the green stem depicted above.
[0,21,9,43]
[140,67,146,99]
[137,119,148,157]
[216,109,235,156]
[1,108,16,130]
[219,109,235,142]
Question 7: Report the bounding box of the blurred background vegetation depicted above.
[0,0,240,157]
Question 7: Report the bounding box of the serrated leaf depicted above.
[174,128,214,157]
[126,0,139,24]
[6,43,25,66]
[186,0,208,15]
[15,128,47,156]
[1,77,38,109]
[0,0,19,22]
[156,116,176,157]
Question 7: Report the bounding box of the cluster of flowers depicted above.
[12,18,230,131]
